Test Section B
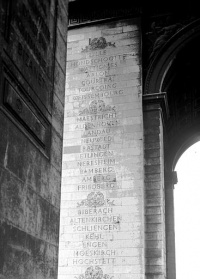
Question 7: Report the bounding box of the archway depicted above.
[174,141,200,279]
[144,18,200,279]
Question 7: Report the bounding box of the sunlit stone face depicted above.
[59,18,144,279]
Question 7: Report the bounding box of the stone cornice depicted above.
[143,92,169,125]
[68,2,141,28]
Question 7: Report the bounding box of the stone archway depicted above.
[143,18,200,279]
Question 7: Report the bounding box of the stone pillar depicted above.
[143,93,169,279]
[58,18,145,279]
[165,171,177,279]
[0,1,68,278]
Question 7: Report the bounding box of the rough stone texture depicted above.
[165,180,176,279]
[0,0,68,278]
[58,18,144,279]
[143,103,166,279]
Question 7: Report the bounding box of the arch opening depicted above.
[163,32,200,279]
[144,19,200,279]
[174,141,200,278]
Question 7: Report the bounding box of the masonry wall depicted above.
[58,18,145,279]
[143,101,166,279]
[0,0,68,278]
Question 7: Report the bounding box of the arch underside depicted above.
[145,18,200,169]
[144,18,200,279]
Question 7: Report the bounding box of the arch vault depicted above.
[143,18,200,279]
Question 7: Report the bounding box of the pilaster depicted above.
[165,171,177,279]
[143,92,169,279]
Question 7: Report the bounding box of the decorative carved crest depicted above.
[79,100,116,116]
[82,37,115,52]
[77,192,115,207]
[75,266,113,279]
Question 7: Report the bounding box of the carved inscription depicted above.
[62,29,141,279]
[63,39,123,276]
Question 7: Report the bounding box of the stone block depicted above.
[51,128,63,171]
[145,206,162,215]
[146,197,163,207]
[144,149,161,158]
[145,265,164,274]
[56,28,67,73]
[145,248,162,258]
[145,232,163,241]
[146,215,163,224]
[54,59,66,105]
[57,0,68,42]
[145,181,162,190]
[52,94,64,136]
[144,165,161,174]
[145,223,163,232]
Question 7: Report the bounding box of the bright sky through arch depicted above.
[174,141,200,279]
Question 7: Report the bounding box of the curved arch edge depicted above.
[144,18,200,94]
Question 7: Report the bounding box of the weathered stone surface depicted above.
[144,105,165,279]
[54,60,67,105]
[58,18,144,279]
[0,0,68,278]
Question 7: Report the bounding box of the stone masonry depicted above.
[58,18,145,279]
